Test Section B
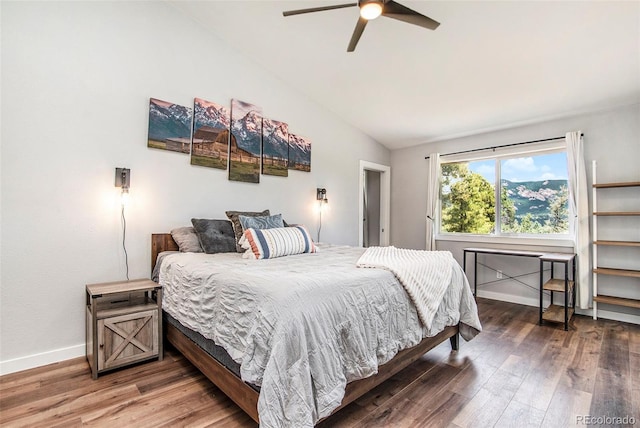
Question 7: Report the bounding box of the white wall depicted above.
[0,1,390,373]
[390,103,640,322]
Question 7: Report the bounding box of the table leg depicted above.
[474,252,478,297]
[564,262,569,331]
[539,259,544,325]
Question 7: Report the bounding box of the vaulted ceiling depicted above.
[169,1,640,150]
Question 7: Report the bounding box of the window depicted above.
[440,151,569,237]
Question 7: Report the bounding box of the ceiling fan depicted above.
[282,0,440,52]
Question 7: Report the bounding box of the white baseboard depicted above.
[477,290,543,308]
[0,344,85,376]
[478,291,640,325]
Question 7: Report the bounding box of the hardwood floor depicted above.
[1,298,638,427]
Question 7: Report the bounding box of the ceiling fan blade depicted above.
[382,0,440,30]
[283,3,357,17]
[347,17,368,52]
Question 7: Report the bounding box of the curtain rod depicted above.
[424,133,584,160]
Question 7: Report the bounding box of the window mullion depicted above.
[495,159,501,235]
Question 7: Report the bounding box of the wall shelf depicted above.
[591,161,640,320]
[594,240,640,247]
[593,181,640,188]
[593,211,640,216]
[593,295,640,309]
[593,267,640,278]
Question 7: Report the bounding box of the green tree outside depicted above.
[543,185,569,233]
[441,163,495,234]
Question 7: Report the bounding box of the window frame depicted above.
[436,142,574,248]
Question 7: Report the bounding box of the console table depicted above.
[462,247,576,330]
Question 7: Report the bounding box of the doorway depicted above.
[363,170,381,247]
[358,161,390,247]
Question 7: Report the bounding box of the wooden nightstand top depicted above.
[86,278,160,297]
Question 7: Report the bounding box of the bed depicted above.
[151,232,481,427]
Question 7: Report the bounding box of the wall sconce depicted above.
[316,188,328,242]
[115,167,131,280]
[115,167,131,205]
[316,188,328,203]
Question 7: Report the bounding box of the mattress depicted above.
[163,311,261,390]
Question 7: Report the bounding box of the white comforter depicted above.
[160,244,481,428]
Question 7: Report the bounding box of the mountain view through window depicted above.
[440,152,569,235]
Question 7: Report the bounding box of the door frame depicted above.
[358,160,390,247]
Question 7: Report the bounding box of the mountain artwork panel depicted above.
[288,133,311,172]
[191,98,230,170]
[229,99,262,183]
[147,98,192,154]
[262,118,289,177]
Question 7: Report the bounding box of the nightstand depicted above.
[86,279,163,379]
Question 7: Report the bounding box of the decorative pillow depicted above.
[191,218,237,254]
[225,209,270,252]
[170,226,203,253]
[238,214,284,232]
[241,225,317,260]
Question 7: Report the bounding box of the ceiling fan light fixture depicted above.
[360,1,383,20]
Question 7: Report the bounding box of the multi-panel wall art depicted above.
[262,119,289,177]
[289,134,312,172]
[147,96,311,183]
[229,99,262,183]
[192,98,230,170]
[147,98,193,154]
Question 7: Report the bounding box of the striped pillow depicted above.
[242,226,317,259]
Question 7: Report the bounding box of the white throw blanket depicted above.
[357,246,454,330]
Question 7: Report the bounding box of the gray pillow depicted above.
[170,227,203,253]
[225,209,270,252]
[239,214,284,231]
[191,219,237,254]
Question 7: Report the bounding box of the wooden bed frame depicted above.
[152,233,460,424]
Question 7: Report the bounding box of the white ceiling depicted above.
[169,1,640,150]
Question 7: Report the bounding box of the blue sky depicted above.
[469,152,568,183]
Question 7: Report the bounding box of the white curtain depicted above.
[426,153,441,251]
[566,131,590,309]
